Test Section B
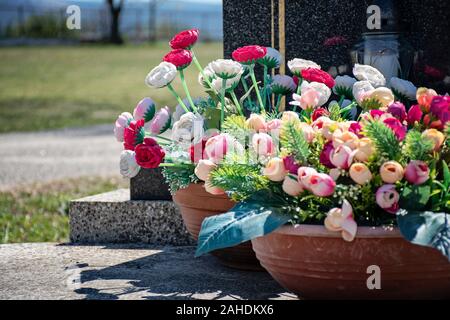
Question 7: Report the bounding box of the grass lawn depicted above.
[0,177,128,243]
[0,42,222,133]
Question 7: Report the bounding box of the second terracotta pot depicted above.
[173,183,263,271]
[252,225,450,299]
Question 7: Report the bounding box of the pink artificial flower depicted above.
[232,45,267,64]
[204,133,242,164]
[376,184,400,214]
[407,105,423,126]
[370,109,386,120]
[290,89,320,111]
[252,133,274,156]
[348,121,362,137]
[330,145,355,169]
[133,98,156,122]
[319,141,336,169]
[283,155,301,175]
[383,117,407,141]
[324,199,357,242]
[114,112,133,142]
[405,160,430,185]
[297,167,317,190]
[123,119,145,151]
[149,106,171,134]
[266,119,283,133]
[301,68,335,89]
[169,29,199,49]
[163,49,193,70]
[307,173,336,197]
[387,102,407,122]
[430,96,450,126]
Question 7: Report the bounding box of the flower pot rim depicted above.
[273,224,402,238]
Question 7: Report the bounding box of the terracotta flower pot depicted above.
[252,225,450,299]
[173,183,263,271]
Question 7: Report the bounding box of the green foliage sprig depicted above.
[363,120,401,161]
[280,120,310,165]
[221,115,251,138]
[162,165,198,194]
[209,163,269,201]
[403,130,434,161]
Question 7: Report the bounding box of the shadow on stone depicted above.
[75,246,291,300]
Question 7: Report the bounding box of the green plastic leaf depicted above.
[399,185,430,211]
[144,104,156,122]
[442,161,450,189]
[195,201,290,257]
[203,108,221,130]
[397,210,450,261]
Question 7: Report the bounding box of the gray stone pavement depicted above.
[0,125,122,190]
[0,243,297,300]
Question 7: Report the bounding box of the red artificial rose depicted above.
[301,68,335,89]
[123,119,145,151]
[169,29,199,49]
[383,118,407,141]
[424,65,445,81]
[283,155,301,174]
[293,76,300,86]
[134,138,165,169]
[232,45,267,64]
[319,141,335,169]
[407,105,423,126]
[163,49,193,70]
[311,108,330,121]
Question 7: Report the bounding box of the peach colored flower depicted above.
[282,175,304,197]
[422,129,445,151]
[324,199,357,242]
[332,129,359,150]
[298,122,316,143]
[246,113,267,132]
[349,163,372,185]
[380,161,404,184]
[263,157,287,182]
[355,138,375,162]
[194,159,217,181]
[204,179,225,195]
[281,111,300,123]
[417,87,438,110]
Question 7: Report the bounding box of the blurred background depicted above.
[0,0,223,244]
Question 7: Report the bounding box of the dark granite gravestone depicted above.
[130,168,172,201]
[223,0,450,93]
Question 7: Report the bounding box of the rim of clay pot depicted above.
[175,182,230,200]
[273,224,403,239]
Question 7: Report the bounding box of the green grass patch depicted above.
[0,42,222,133]
[0,177,128,243]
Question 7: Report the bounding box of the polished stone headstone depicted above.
[130,167,171,201]
[223,0,450,93]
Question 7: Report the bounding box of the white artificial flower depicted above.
[287,58,321,75]
[352,80,375,105]
[171,112,205,146]
[333,75,357,96]
[198,63,215,88]
[145,62,177,88]
[211,75,241,92]
[119,150,140,178]
[370,87,395,108]
[353,64,386,88]
[173,98,202,122]
[389,77,417,100]
[259,47,282,68]
[301,81,331,107]
[271,75,296,94]
[210,59,243,79]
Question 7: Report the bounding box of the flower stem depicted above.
[338,95,345,107]
[179,69,197,113]
[159,162,192,168]
[230,90,244,116]
[275,94,282,113]
[220,78,227,128]
[262,65,268,110]
[296,76,303,95]
[192,51,213,90]
[167,84,189,113]
[249,65,265,112]
[240,77,253,110]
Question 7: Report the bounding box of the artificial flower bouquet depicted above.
[114,29,450,263]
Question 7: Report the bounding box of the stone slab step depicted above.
[0,243,296,300]
[69,189,194,245]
